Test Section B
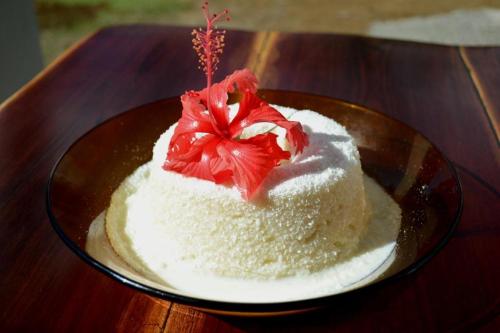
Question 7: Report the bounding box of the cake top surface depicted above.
[152,104,360,200]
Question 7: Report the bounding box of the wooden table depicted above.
[1,25,498,332]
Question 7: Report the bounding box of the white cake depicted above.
[105,106,370,280]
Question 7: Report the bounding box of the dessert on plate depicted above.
[86,2,401,302]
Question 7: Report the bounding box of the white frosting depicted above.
[105,106,371,279]
[87,175,401,303]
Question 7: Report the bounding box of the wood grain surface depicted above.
[0,25,499,332]
[460,47,500,141]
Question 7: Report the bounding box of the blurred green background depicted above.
[36,0,500,64]
[37,0,193,63]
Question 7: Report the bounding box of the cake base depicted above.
[86,175,401,303]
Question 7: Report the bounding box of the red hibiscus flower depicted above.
[164,70,309,199]
[162,3,308,200]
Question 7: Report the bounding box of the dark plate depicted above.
[46,90,462,316]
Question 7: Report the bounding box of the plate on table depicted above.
[46,90,462,316]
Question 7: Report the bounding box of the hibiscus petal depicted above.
[170,91,216,143]
[229,103,309,154]
[166,132,199,160]
[240,133,291,162]
[164,134,222,182]
[205,84,231,131]
[222,68,258,93]
[198,69,258,132]
[230,91,264,130]
[194,83,229,133]
[216,133,289,199]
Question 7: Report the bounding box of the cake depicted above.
[85,3,402,301]
[105,105,370,280]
